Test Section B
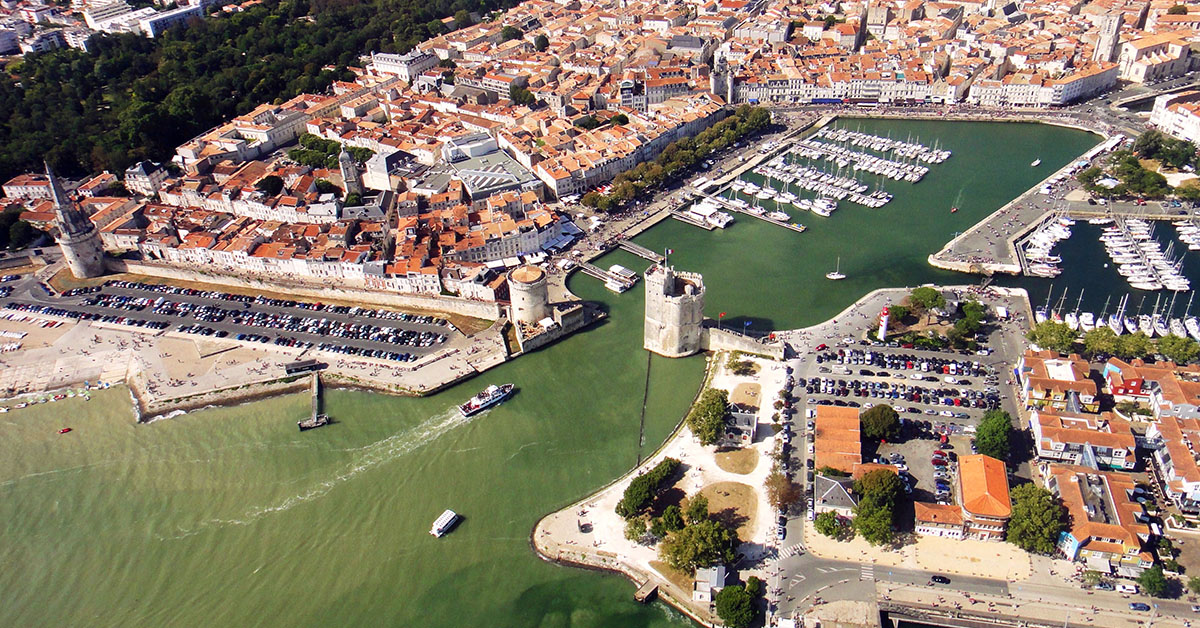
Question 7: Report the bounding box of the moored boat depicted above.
[430,509,460,537]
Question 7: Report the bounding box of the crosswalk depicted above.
[860,564,875,581]
[780,543,805,559]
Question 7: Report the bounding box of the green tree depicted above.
[1083,570,1102,586]
[860,404,899,441]
[889,304,909,322]
[660,505,685,531]
[975,410,1013,462]
[686,388,729,446]
[854,469,903,508]
[8,220,35,250]
[1116,332,1155,360]
[1007,483,1068,554]
[745,575,762,597]
[910,286,946,313]
[852,503,894,546]
[685,494,710,524]
[1168,4,1189,14]
[815,511,854,540]
[1188,575,1200,595]
[255,175,284,196]
[658,519,736,571]
[765,468,802,511]
[613,113,629,126]
[509,85,536,106]
[454,9,474,27]
[1082,327,1118,357]
[500,25,523,41]
[625,516,647,542]
[615,458,682,519]
[1159,334,1200,365]
[314,178,340,196]
[1027,321,1077,353]
[714,584,755,628]
[534,34,549,51]
[1138,565,1169,597]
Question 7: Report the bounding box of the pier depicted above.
[578,261,639,290]
[616,240,665,263]
[633,580,658,603]
[697,191,809,233]
[668,209,715,230]
[310,372,321,419]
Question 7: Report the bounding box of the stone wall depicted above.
[107,259,503,320]
[701,327,784,359]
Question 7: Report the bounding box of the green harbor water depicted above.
[0,119,1099,627]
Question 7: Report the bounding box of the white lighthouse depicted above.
[877,306,890,341]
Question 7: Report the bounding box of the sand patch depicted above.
[714,447,759,475]
[698,481,757,542]
[730,382,762,410]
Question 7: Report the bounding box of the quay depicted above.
[577,261,638,290]
[928,132,1121,275]
[616,240,665,263]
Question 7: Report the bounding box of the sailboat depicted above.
[826,257,846,281]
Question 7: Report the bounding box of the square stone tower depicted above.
[643,264,705,358]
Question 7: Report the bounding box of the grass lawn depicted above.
[649,560,694,592]
[714,447,759,475]
[698,481,757,543]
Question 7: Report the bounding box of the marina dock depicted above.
[668,209,715,230]
[616,240,665,263]
[696,192,808,233]
[578,262,639,290]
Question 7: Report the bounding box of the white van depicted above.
[1116,583,1138,594]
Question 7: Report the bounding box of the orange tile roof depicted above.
[914,501,963,526]
[959,454,1011,519]
[814,406,861,473]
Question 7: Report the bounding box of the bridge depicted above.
[617,240,665,263]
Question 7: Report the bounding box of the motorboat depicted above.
[58,427,72,434]
[459,384,515,417]
[1031,159,1042,167]
[430,509,461,537]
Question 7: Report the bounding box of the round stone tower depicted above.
[644,264,705,358]
[507,265,549,324]
[47,164,105,279]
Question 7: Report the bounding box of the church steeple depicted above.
[47,163,93,239]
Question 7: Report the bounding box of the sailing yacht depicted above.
[1079,312,1095,332]
[826,257,846,281]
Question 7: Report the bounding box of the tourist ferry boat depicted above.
[430,509,461,537]
[459,383,515,417]
[298,414,331,431]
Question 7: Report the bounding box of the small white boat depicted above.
[826,257,846,281]
[1031,158,1042,167]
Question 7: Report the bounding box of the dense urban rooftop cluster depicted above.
[6,0,1200,298]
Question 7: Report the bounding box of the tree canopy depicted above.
[615,457,681,519]
[765,468,802,511]
[815,511,854,541]
[851,468,903,546]
[0,0,519,181]
[1138,565,1169,598]
[686,388,729,446]
[658,518,736,572]
[860,404,900,441]
[714,584,755,628]
[1027,321,1076,353]
[1007,483,1068,554]
[685,494,710,524]
[1082,327,1118,357]
[909,287,945,312]
[1159,334,1200,365]
[975,410,1013,462]
[1115,332,1155,360]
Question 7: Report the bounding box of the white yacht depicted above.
[826,257,846,281]
[1030,159,1042,167]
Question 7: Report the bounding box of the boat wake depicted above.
[505,441,542,461]
[162,406,479,540]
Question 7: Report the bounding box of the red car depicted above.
[931,458,949,466]
[815,344,828,351]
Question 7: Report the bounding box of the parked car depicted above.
[931,575,950,584]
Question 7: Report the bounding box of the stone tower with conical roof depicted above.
[48,164,106,278]
[339,149,364,197]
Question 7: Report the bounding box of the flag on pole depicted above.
[666,248,674,255]
[744,320,751,327]
[719,312,726,318]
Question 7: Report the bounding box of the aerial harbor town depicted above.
[14,0,1200,625]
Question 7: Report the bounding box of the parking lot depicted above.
[3,278,460,363]
[800,346,1002,421]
